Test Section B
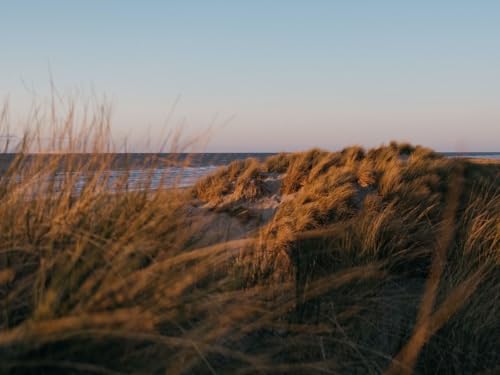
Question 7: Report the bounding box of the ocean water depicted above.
[441,152,500,159]
[0,153,274,193]
[1,152,498,192]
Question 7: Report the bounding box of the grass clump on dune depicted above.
[196,143,499,373]
[193,158,267,205]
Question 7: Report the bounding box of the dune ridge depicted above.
[1,138,499,374]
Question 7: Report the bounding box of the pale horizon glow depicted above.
[1,1,499,152]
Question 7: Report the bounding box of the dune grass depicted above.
[0,101,499,374]
[194,141,500,374]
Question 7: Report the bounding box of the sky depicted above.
[1,1,499,152]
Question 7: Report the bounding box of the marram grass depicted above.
[0,104,499,374]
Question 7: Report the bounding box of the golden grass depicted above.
[195,141,499,373]
[0,100,499,374]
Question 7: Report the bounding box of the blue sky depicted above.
[1,1,499,151]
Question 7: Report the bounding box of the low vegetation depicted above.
[0,105,499,374]
[194,142,500,374]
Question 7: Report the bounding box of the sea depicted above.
[0,152,498,192]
